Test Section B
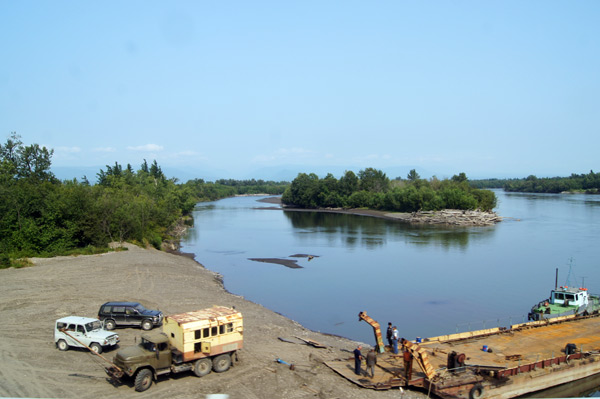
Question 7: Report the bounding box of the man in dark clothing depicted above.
[353,345,363,375]
[386,322,393,348]
[366,348,377,378]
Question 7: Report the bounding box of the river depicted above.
[180,189,600,395]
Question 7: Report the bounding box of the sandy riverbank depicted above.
[0,243,428,399]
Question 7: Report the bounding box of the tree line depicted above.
[281,168,497,213]
[470,171,600,194]
[0,134,287,267]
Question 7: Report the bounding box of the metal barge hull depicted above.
[326,313,600,398]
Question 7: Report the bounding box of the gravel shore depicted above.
[0,243,428,399]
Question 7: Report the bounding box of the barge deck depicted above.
[326,313,600,398]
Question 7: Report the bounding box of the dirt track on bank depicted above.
[0,243,428,399]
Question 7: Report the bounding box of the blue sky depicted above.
[1,1,599,182]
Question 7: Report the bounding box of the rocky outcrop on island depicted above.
[383,209,503,226]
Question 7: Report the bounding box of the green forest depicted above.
[0,134,286,267]
[281,169,497,213]
[470,171,600,194]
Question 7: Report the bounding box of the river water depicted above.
[181,190,600,394]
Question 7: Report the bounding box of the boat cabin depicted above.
[550,286,589,307]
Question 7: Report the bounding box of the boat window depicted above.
[555,293,564,300]
[203,327,209,337]
[195,330,201,340]
[226,323,233,333]
[211,326,218,336]
[566,294,575,301]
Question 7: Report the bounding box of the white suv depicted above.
[55,316,119,354]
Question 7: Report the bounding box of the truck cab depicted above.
[113,331,172,375]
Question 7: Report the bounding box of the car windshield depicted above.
[85,320,103,332]
[134,304,147,312]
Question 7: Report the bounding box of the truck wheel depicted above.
[57,339,69,351]
[141,320,153,331]
[193,358,212,377]
[105,319,116,330]
[134,369,153,392]
[90,343,103,354]
[213,354,232,373]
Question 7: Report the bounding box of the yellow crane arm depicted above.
[358,311,385,353]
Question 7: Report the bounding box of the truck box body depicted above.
[163,306,243,362]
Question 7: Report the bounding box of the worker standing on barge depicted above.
[366,348,377,378]
[392,326,399,354]
[353,345,363,375]
[402,339,413,381]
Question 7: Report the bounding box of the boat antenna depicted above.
[555,268,558,290]
[565,258,574,287]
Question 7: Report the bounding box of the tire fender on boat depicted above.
[469,383,484,399]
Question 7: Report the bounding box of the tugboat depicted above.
[528,266,600,321]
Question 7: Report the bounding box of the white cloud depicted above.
[127,144,164,152]
[93,147,117,152]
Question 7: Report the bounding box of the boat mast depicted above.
[566,258,574,288]
[555,268,558,290]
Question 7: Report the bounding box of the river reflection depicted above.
[282,210,493,250]
[181,191,600,396]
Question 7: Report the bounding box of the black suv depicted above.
[98,302,163,331]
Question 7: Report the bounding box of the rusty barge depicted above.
[326,312,600,398]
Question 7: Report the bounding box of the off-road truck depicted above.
[55,316,119,354]
[106,306,243,391]
[98,301,163,330]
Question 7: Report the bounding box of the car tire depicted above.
[212,354,232,373]
[141,320,153,331]
[105,319,116,330]
[90,342,103,354]
[134,369,153,392]
[193,358,212,377]
[57,339,69,351]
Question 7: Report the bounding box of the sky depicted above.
[1,1,599,182]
